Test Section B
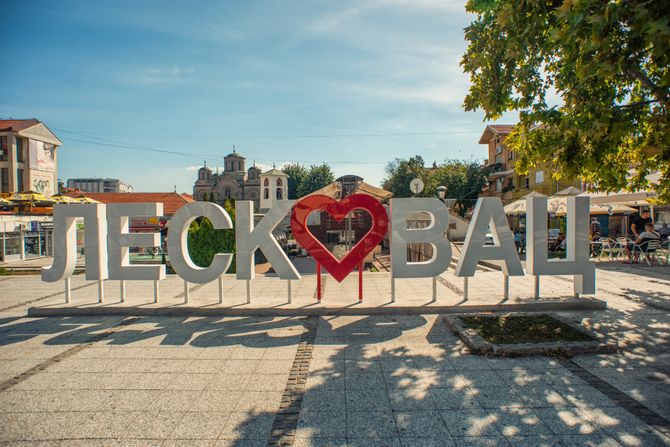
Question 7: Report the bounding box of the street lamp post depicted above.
[437,185,447,202]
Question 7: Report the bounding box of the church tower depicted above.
[260,166,288,211]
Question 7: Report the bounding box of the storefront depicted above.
[24,221,52,258]
[0,216,53,262]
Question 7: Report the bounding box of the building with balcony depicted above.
[66,177,133,193]
[478,124,581,202]
[0,119,62,262]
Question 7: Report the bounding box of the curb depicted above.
[28,298,607,317]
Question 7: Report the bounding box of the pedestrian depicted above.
[590,217,601,234]
[631,210,652,238]
[658,223,670,240]
[624,223,660,263]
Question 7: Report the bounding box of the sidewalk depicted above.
[0,265,669,446]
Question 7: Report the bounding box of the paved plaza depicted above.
[0,263,669,446]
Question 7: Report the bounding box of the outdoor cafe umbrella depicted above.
[8,190,55,206]
[554,202,636,216]
[545,186,582,214]
[0,197,15,207]
[503,191,546,215]
[50,194,80,204]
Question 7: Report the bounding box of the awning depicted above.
[503,191,546,215]
[578,190,656,205]
[305,181,392,200]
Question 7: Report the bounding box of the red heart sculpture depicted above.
[290,194,389,283]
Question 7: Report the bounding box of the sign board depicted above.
[41,195,596,296]
[410,178,424,195]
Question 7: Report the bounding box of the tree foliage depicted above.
[382,156,486,216]
[382,156,427,198]
[296,163,335,197]
[187,199,236,272]
[462,0,670,201]
[282,163,308,199]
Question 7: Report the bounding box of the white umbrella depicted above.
[503,191,546,215]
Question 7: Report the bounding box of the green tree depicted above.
[382,155,428,197]
[462,0,669,201]
[429,160,487,217]
[282,163,308,199]
[382,156,486,216]
[187,199,236,272]
[296,163,335,197]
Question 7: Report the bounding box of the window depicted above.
[508,150,514,160]
[1,168,8,192]
[495,178,502,192]
[224,187,231,198]
[524,177,530,189]
[17,168,24,191]
[535,170,544,184]
[263,178,269,186]
[276,188,282,200]
[264,188,269,199]
[495,154,502,164]
[276,178,282,186]
[16,138,23,163]
[0,136,6,161]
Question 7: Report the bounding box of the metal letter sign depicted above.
[290,194,389,282]
[44,194,597,303]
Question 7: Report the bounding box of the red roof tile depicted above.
[478,124,516,144]
[65,192,195,216]
[0,118,41,132]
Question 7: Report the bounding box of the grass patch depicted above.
[458,314,593,345]
[0,267,8,276]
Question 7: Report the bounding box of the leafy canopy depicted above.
[187,199,236,272]
[382,156,486,216]
[282,163,308,199]
[462,0,670,201]
[296,163,335,197]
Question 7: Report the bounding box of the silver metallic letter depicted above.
[390,198,452,278]
[235,200,300,280]
[42,204,108,282]
[455,198,523,277]
[527,196,595,294]
[167,202,233,283]
[107,203,166,281]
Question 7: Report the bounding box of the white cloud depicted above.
[185,165,200,171]
[131,66,195,84]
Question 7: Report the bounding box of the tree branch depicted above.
[627,65,669,106]
[616,99,662,108]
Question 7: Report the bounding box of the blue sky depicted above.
[1,0,515,193]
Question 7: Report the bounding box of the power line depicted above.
[57,127,480,167]
[61,135,389,165]
[53,127,481,140]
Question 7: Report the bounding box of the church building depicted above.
[193,150,288,212]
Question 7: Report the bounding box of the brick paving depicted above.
[0,262,668,446]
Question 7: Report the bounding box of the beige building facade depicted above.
[0,119,62,196]
[479,124,581,202]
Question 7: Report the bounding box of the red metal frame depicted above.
[290,194,388,283]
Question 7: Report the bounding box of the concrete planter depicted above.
[444,313,618,357]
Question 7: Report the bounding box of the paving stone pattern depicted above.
[0,263,669,446]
